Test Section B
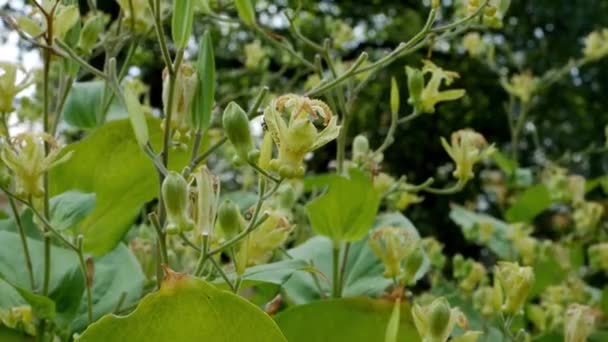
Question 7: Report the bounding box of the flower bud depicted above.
[368,226,420,278]
[564,304,596,342]
[403,247,425,285]
[472,283,502,317]
[390,77,400,114]
[194,166,220,236]
[162,171,194,234]
[163,63,198,132]
[429,299,452,339]
[234,0,257,27]
[495,262,534,314]
[501,72,538,104]
[422,237,446,269]
[406,66,424,109]
[222,102,255,163]
[352,134,370,161]
[258,133,274,170]
[218,200,245,239]
[172,0,195,50]
[244,40,267,70]
[78,13,106,55]
[412,297,463,342]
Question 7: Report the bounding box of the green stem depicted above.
[76,242,93,324]
[331,241,342,298]
[187,137,228,174]
[376,109,399,155]
[8,197,35,290]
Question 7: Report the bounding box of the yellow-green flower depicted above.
[116,0,155,32]
[494,261,534,314]
[441,129,496,182]
[564,304,597,342]
[0,62,33,113]
[162,63,198,132]
[193,166,220,236]
[1,133,73,198]
[502,72,539,104]
[410,60,466,114]
[264,94,340,178]
[583,29,608,61]
[368,226,420,278]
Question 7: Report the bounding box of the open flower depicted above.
[368,226,420,278]
[408,60,466,114]
[264,94,340,178]
[1,133,73,198]
[162,63,198,132]
[583,29,608,61]
[501,72,538,104]
[441,129,495,182]
[564,304,597,342]
[0,62,33,113]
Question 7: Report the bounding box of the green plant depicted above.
[0,0,607,341]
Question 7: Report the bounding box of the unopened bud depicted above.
[495,262,534,314]
[218,199,245,239]
[222,102,255,163]
[162,171,194,234]
[369,226,420,278]
[352,134,370,160]
[194,166,220,236]
[406,66,424,109]
[390,77,400,114]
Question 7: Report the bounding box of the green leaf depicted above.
[76,274,287,342]
[505,184,551,222]
[61,81,127,129]
[449,205,515,259]
[492,150,517,176]
[71,243,145,333]
[50,118,192,256]
[49,191,96,231]
[192,30,215,131]
[0,326,34,342]
[49,265,85,328]
[0,278,56,319]
[217,258,309,289]
[283,213,428,304]
[274,297,419,342]
[305,169,380,241]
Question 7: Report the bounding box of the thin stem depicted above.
[76,242,93,324]
[161,49,185,166]
[247,86,269,118]
[423,180,466,195]
[148,0,174,74]
[208,256,236,292]
[187,137,228,173]
[305,52,369,97]
[331,241,342,298]
[113,292,128,314]
[254,25,315,70]
[338,242,351,295]
[194,233,210,276]
[375,109,399,155]
[8,197,35,290]
[248,161,281,183]
[397,110,421,124]
[430,0,489,33]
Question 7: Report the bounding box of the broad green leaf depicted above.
[50,118,192,256]
[0,231,80,296]
[305,169,380,241]
[217,258,310,289]
[76,273,287,342]
[274,297,419,342]
[449,205,515,259]
[0,326,34,342]
[49,191,96,231]
[0,278,55,319]
[0,209,40,240]
[505,184,551,222]
[283,213,428,304]
[71,243,145,333]
[48,265,85,329]
[61,81,127,129]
